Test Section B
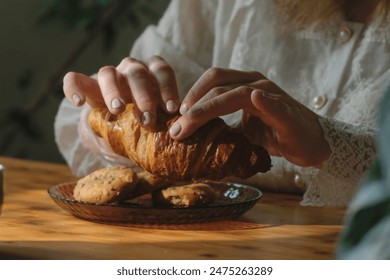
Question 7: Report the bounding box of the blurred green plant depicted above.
[1,0,168,160]
[37,0,160,51]
[31,0,162,106]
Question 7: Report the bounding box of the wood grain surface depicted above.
[0,156,346,260]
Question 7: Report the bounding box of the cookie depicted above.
[129,170,170,198]
[73,166,137,204]
[152,182,216,207]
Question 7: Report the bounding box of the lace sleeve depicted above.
[300,116,377,207]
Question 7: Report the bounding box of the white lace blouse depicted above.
[54,0,390,207]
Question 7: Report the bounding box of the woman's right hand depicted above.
[168,68,331,168]
[62,56,180,127]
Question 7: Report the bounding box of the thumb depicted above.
[250,89,294,134]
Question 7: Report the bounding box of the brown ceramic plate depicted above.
[48,180,262,224]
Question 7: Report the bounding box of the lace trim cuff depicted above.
[300,116,376,207]
[318,116,376,183]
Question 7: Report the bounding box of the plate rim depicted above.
[47,180,262,224]
[48,180,262,210]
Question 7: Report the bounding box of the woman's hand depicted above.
[169,68,330,168]
[62,56,180,127]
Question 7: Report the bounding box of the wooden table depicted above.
[0,156,346,260]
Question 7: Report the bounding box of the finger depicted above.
[147,56,180,114]
[194,85,232,105]
[170,86,255,140]
[97,66,126,114]
[189,86,255,119]
[252,89,328,166]
[117,57,158,126]
[180,68,265,114]
[240,114,281,156]
[251,89,308,158]
[63,72,105,108]
[251,89,294,134]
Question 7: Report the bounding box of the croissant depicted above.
[89,103,271,181]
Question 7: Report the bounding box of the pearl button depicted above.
[294,173,306,189]
[313,95,327,110]
[339,26,353,43]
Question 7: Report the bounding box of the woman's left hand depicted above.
[169,68,330,168]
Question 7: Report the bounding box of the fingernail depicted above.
[72,93,81,105]
[142,111,154,125]
[258,90,281,99]
[179,103,189,115]
[169,122,182,137]
[111,98,124,109]
[166,100,178,113]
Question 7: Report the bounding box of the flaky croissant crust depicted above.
[89,103,271,181]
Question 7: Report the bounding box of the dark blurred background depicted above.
[0,0,170,163]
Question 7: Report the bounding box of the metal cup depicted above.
[0,164,3,215]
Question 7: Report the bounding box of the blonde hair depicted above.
[275,0,390,30]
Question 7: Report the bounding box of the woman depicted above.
[56,0,390,207]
